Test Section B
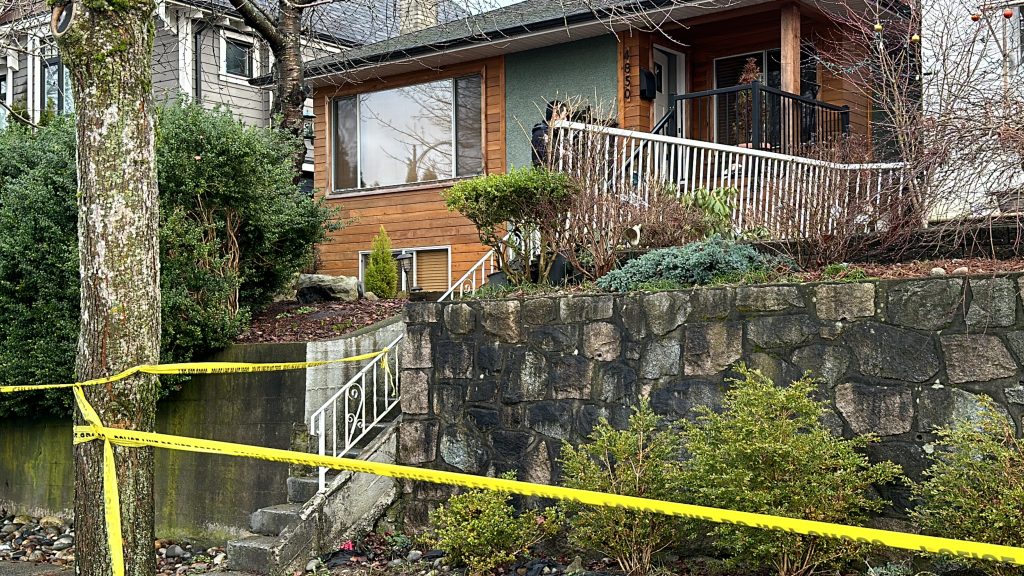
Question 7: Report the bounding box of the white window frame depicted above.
[219,28,258,84]
[0,66,11,129]
[357,246,452,292]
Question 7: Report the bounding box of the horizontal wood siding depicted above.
[152,26,180,105]
[312,58,504,282]
[620,31,653,132]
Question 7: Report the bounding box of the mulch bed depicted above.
[236,299,406,344]
[798,257,1024,281]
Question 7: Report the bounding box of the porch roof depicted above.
[275,0,899,89]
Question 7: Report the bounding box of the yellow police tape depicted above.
[3,355,1024,576]
[0,349,389,393]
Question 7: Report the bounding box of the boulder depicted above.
[295,274,359,303]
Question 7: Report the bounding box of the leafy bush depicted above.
[428,471,560,575]
[364,226,398,298]
[911,400,1023,576]
[444,168,569,285]
[681,366,903,576]
[0,104,336,417]
[560,401,691,576]
[595,236,785,292]
[680,187,737,238]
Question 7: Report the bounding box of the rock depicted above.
[566,556,584,575]
[389,559,405,567]
[1006,385,1024,405]
[885,278,963,330]
[582,322,621,362]
[439,426,486,473]
[843,322,940,383]
[38,516,64,529]
[52,536,73,551]
[12,516,32,525]
[930,267,946,276]
[481,300,522,342]
[640,335,681,379]
[736,285,803,313]
[642,292,689,336]
[165,544,185,558]
[814,283,875,321]
[791,345,850,386]
[919,387,1010,431]
[294,273,359,303]
[650,379,725,421]
[966,277,1017,328]
[307,558,322,572]
[691,287,734,320]
[952,266,969,275]
[560,295,614,322]
[523,298,557,325]
[213,553,226,565]
[1,525,17,535]
[940,334,1017,384]
[443,303,476,334]
[746,315,816,349]
[835,383,913,436]
[364,291,379,301]
[683,322,742,376]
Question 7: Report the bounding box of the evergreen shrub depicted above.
[364,226,398,298]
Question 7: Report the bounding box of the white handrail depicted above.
[309,333,403,492]
[437,248,497,301]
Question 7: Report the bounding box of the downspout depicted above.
[193,21,205,102]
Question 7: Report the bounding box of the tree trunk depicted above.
[56,2,162,575]
[273,0,308,174]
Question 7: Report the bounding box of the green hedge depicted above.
[0,104,336,418]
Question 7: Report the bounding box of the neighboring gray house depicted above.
[0,0,461,178]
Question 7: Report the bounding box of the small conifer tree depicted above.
[364,226,398,298]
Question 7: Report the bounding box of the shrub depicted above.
[0,104,337,418]
[680,187,737,238]
[911,400,1023,576]
[595,236,785,292]
[444,168,570,285]
[560,401,691,576]
[364,226,398,298]
[681,366,904,576]
[428,471,560,575]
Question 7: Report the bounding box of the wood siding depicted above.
[620,31,653,132]
[312,58,503,281]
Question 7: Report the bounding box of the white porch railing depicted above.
[552,120,906,238]
[309,333,403,492]
[437,248,498,301]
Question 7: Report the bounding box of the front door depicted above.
[653,47,684,136]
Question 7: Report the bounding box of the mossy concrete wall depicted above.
[504,36,619,170]
[0,342,307,543]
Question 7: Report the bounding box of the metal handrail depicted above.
[309,332,403,491]
[437,248,497,301]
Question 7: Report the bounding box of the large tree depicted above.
[52,0,162,574]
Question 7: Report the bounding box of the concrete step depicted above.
[287,476,321,504]
[226,535,280,573]
[250,503,303,536]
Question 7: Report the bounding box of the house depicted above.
[291,0,880,292]
[0,0,462,181]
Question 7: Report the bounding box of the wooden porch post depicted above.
[781,3,801,94]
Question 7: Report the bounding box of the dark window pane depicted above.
[225,39,252,77]
[455,75,483,177]
[333,97,358,190]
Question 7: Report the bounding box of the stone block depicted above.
[1006,331,1024,363]
[576,404,609,438]
[594,363,638,403]
[522,440,553,485]
[583,322,621,362]
[1006,385,1024,405]
[747,315,816,349]
[919,386,1010,431]
[835,382,913,436]
[940,334,1017,384]
[443,303,476,335]
[642,292,690,336]
[560,295,614,322]
[399,325,432,369]
[691,287,734,320]
[551,355,594,399]
[523,297,557,325]
[399,369,430,415]
[398,420,437,465]
[966,277,1016,328]
[640,334,682,379]
[815,283,875,321]
[435,340,474,379]
[745,352,799,386]
[467,407,499,430]
[736,285,804,312]
[619,294,647,339]
[467,381,497,402]
[527,401,573,440]
[885,278,963,330]
[649,379,725,422]
[482,300,522,342]
[477,343,503,373]
[844,322,940,383]
[432,383,466,416]
[404,302,439,324]
[501,350,548,403]
[791,344,850,386]
[528,325,579,353]
[491,430,531,462]
[440,426,487,473]
[500,403,527,428]
[683,322,743,376]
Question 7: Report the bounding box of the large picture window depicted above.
[332,75,483,190]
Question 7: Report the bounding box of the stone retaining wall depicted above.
[398,275,1024,525]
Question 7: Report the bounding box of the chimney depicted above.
[399,0,438,33]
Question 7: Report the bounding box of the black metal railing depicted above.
[652,81,850,157]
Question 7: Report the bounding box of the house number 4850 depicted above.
[623,47,632,102]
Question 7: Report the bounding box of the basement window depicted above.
[358,247,451,293]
